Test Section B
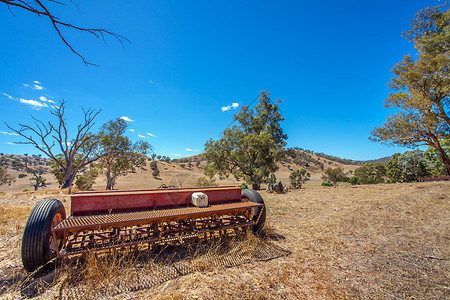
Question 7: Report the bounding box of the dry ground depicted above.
[0,181,448,299]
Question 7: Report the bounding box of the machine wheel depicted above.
[21,199,66,272]
[242,189,266,233]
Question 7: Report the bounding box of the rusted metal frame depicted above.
[255,206,265,225]
[58,213,256,256]
[54,202,262,233]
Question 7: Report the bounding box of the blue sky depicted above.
[0,0,439,160]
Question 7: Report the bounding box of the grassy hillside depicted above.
[1,150,366,192]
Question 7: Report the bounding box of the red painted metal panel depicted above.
[71,187,242,216]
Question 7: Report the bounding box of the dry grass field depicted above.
[0,181,448,299]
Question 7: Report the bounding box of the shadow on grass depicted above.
[3,230,290,299]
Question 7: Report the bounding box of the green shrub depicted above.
[321,182,332,187]
[347,177,359,185]
[196,176,218,187]
[18,173,27,179]
[289,169,311,189]
[149,161,158,171]
[238,183,248,190]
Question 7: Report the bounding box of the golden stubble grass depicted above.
[0,182,449,299]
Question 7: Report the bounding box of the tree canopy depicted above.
[204,91,287,190]
[95,118,152,190]
[371,3,450,175]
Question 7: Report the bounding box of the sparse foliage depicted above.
[0,164,13,186]
[95,118,152,190]
[204,91,287,190]
[23,154,47,191]
[196,176,218,187]
[321,167,347,187]
[398,150,430,181]
[386,153,403,183]
[289,169,310,189]
[6,100,101,188]
[354,163,386,185]
[371,3,450,175]
[75,166,98,190]
[424,138,450,176]
[152,169,160,179]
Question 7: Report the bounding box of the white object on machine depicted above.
[191,192,208,207]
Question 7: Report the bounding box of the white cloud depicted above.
[39,96,55,103]
[2,131,18,136]
[149,80,153,84]
[33,80,41,84]
[138,134,147,138]
[120,116,135,122]
[194,150,200,152]
[3,92,51,109]
[33,84,44,90]
[172,153,181,157]
[129,129,135,132]
[19,98,48,109]
[221,102,239,112]
[185,148,193,151]
[2,93,15,100]
[147,133,155,137]
[23,83,30,88]
[6,142,15,145]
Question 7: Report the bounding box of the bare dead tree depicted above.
[6,100,101,188]
[1,0,130,66]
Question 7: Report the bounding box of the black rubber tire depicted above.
[242,189,266,233]
[21,199,66,272]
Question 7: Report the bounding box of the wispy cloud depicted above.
[22,81,45,90]
[138,134,147,138]
[39,96,55,104]
[6,142,15,145]
[2,92,15,100]
[172,153,181,157]
[149,80,153,84]
[19,98,48,109]
[120,116,135,122]
[221,102,239,112]
[129,129,135,132]
[3,92,50,110]
[185,148,193,151]
[147,133,155,137]
[194,150,200,152]
[2,131,18,136]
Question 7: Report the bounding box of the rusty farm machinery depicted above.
[21,186,266,272]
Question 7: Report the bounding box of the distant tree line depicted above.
[327,146,449,186]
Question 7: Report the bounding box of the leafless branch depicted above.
[5,100,102,188]
[1,0,130,66]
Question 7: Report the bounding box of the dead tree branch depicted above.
[1,0,130,66]
[5,100,102,188]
